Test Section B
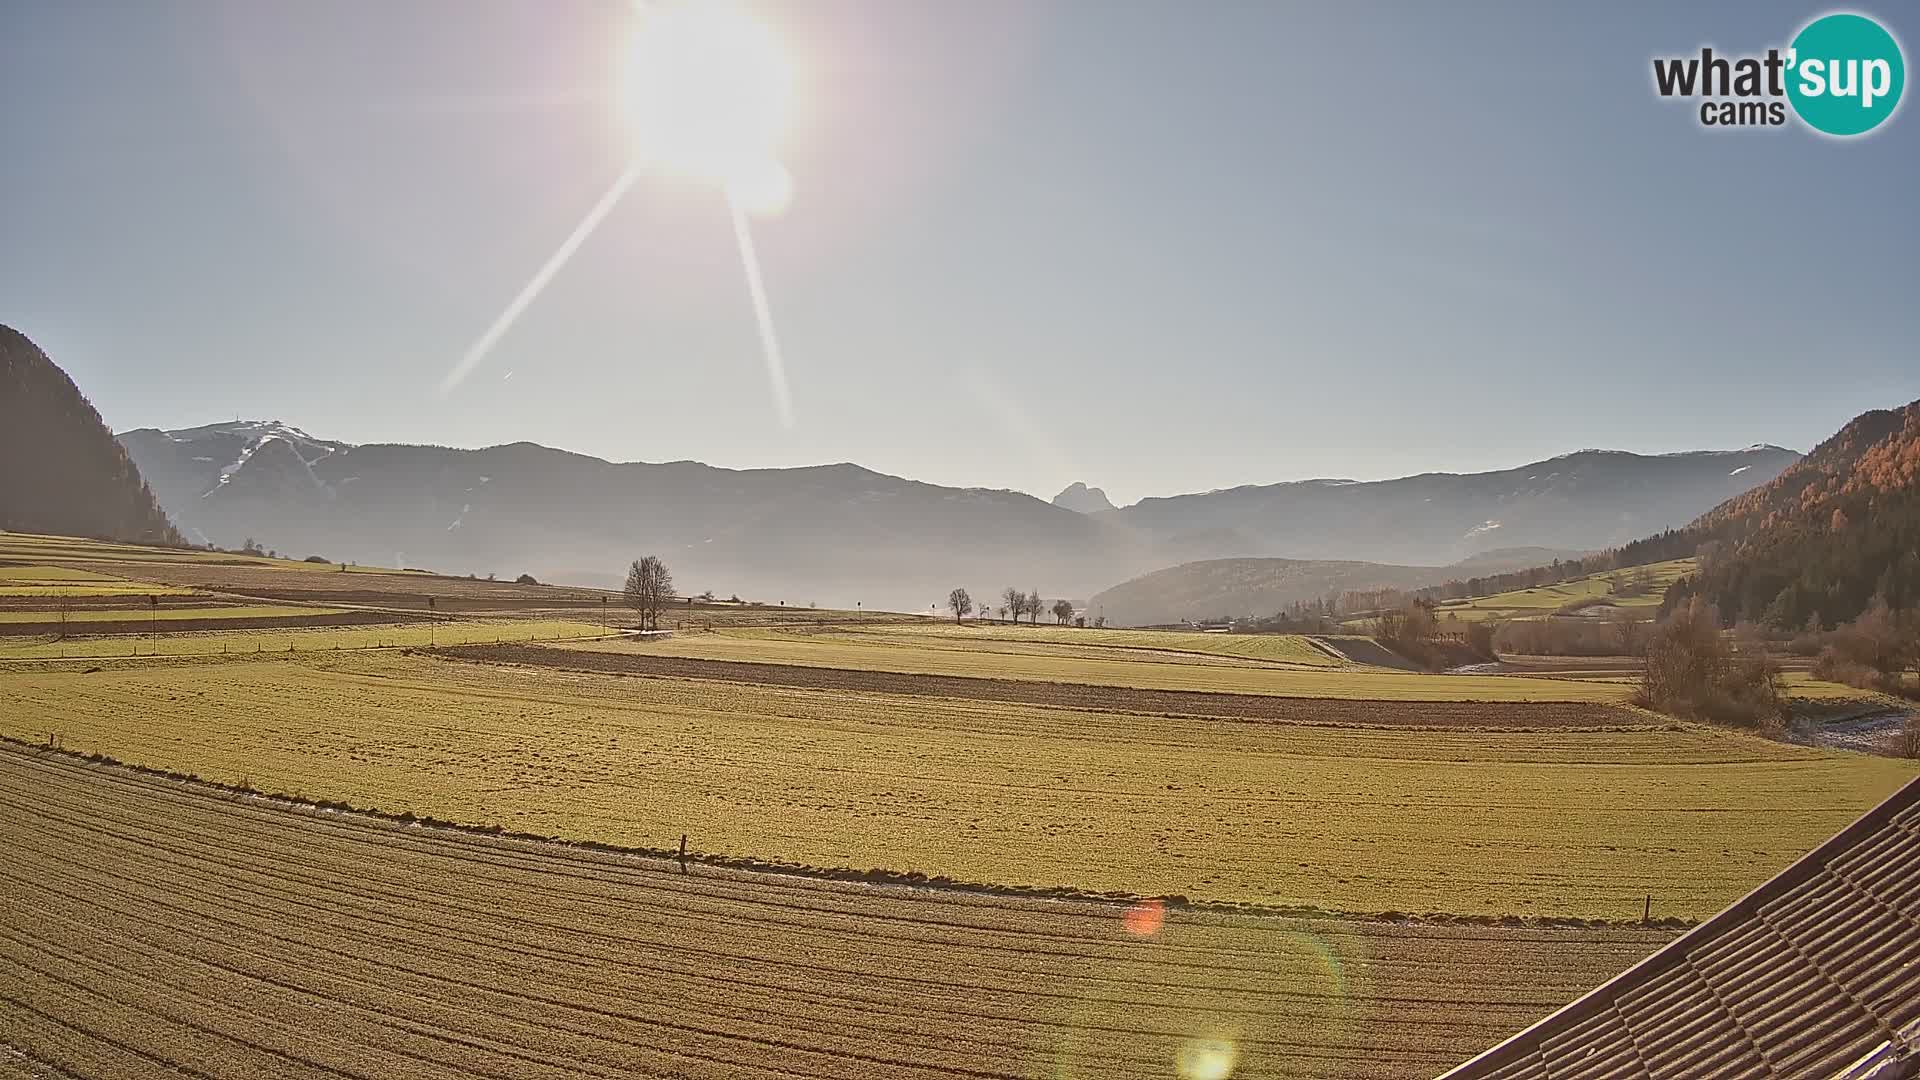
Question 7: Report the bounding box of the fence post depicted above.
[1644,895,1651,924]
[678,833,688,874]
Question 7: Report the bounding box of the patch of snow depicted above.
[215,434,273,485]
[1465,520,1504,538]
[1729,465,1751,476]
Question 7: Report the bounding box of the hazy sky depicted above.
[4,1,1916,505]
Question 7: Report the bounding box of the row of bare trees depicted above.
[945,587,1073,625]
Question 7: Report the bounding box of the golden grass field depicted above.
[4,650,1910,920]
[0,619,609,660]
[0,563,198,597]
[0,603,340,624]
[0,745,1670,1080]
[2,531,1911,1078]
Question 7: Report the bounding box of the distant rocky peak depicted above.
[1052,482,1116,514]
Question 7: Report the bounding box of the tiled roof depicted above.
[1439,776,1920,1080]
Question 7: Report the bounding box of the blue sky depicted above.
[3,1,1915,504]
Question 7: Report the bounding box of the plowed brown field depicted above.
[0,745,1667,1080]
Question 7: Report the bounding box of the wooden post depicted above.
[1644,895,1651,924]
[678,833,688,874]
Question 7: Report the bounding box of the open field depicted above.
[449,643,1651,726]
[0,603,341,624]
[0,745,1673,1080]
[4,651,1911,920]
[877,624,1347,667]
[2,530,1906,1077]
[0,563,198,598]
[0,530,923,627]
[0,531,419,573]
[557,628,1637,702]
[1430,559,1696,623]
[0,620,610,660]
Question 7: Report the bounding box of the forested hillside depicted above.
[0,325,179,545]
[1650,399,1920,628]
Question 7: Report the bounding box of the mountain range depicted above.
[1084,548,1587,627]
[116,416,1797,614]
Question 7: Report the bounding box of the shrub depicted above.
[1805,604,1919,699]
[1811,647,1881,689]
[514,573,540,586]
[1886,715,1920,759]
[1464,621,1496,661]
[1634,599,1787,728]
[302,554,330,564]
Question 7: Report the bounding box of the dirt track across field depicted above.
[0,743,1667,1079]
[433,643,1655,730]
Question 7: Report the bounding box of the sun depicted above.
[621,0,796,215]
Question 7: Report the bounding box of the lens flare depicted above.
[439,163,641,396]
[1175,1037,1238,1080]
[727,189,794,428]
[444,0,803,425]
[726,157,794,219]
[1122,897,1166,936]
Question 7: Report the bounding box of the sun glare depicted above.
[623,0,796,215]
[444,0,801,417]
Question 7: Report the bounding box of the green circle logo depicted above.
[1787,12,1905,136]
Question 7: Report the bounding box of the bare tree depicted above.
[624,561,646,624]
[624,556,675,631]
[1051,599,1074,625]
[645,556,674,629]
[947,588,973,623]
[1002,587,1023,625]
[1027,589,1043,625]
